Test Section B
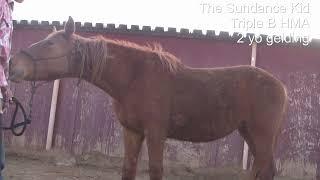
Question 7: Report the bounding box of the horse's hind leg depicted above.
[239,119,278,180]
[251,138,276,180]
[122,127,144,180]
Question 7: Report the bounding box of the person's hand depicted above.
[1,86,13,112]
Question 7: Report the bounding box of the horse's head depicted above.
[10,16,78,82]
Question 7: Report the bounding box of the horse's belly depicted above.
[167,114,237,142]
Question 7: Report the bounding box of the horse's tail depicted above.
[275,84,289,146]
[281,86,289,127]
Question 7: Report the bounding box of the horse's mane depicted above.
[76,35,184,81]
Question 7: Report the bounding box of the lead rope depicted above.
[27,81,36,123]
[1,82,36,136]
[1,81,45,136]
[26,81,48,122]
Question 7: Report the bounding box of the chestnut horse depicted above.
[9,17,288,180]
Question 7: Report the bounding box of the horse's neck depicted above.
[78,39,141,101]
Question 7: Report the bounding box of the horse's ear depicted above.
[64,16,75,37]
[52,26,57,32]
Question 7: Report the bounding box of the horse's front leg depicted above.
[145,127,166,180]
[122,127,144,180]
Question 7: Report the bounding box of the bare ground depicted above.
[2,149,309,180]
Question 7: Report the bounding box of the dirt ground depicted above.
[2,149,309,180]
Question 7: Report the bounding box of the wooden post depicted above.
[251,42,257,67]
[46,79,60,150]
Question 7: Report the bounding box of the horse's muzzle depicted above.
[9,66,24,83]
